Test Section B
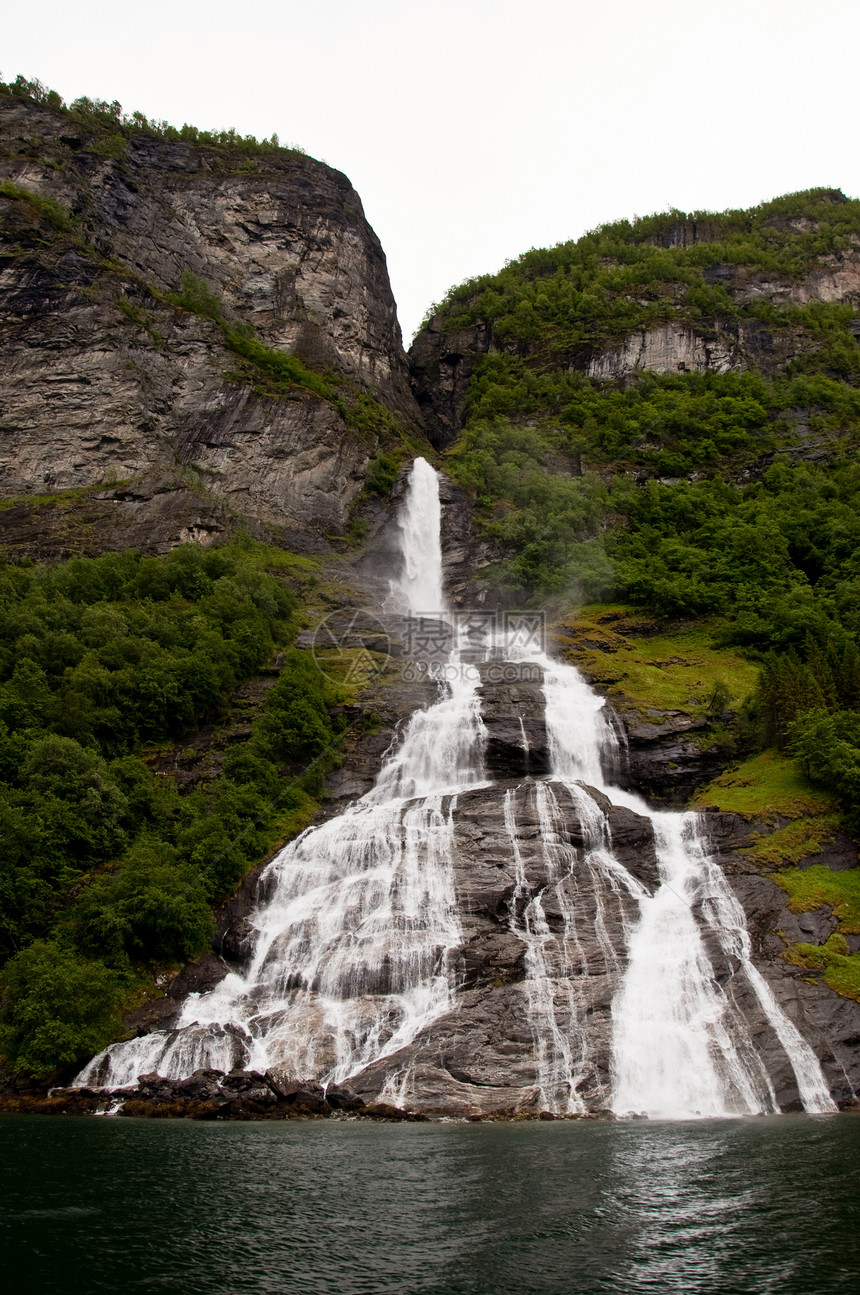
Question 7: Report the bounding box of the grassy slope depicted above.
[556,605,759,714]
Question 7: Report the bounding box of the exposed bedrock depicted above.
[35,772,860,1118]
[0,95,424,552]
[477,663,550,778]
[701,812,860,1102]
[612,704,728,807]
[343,779,859,1117]
[109,680,860,1117]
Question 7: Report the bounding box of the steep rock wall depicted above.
[0,96,424,552]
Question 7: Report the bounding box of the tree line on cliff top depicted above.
[0,73,301,154]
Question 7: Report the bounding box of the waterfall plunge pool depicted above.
[2,1114,858,1293]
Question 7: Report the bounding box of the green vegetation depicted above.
[783,933,860,1002]
[435,187,860,356]
[787,710,860,830]
[170,271,332,400]
[363,452,404,498]
[556,607,758,716]
[116,295,164,347]
[172,273,415,455]
[0,179,74,232]
[0,539,348,1078]
[446,415,860,617]
[693,751,836,819]
[745,816,841,869]
[224,330,333,400]
[434,189,860,829]
[0,74,303,157]
[772,865,860,933]
[0,941,123,1078]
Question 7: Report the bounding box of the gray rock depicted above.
[0,95,424,554]
[477,664,550,778]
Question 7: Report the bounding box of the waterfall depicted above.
[609,813,777,1119]
[76,458,836,1119]
[494,634,834,1117]
[77,457,485,1091]
[387,455,445,615]
[534,657,835,1117]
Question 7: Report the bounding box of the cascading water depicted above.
[77,458,836,1119]
[490,623,835,1117]
[534,654,835,1117]
[78,457,486,1091]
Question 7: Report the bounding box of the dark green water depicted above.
[2,1114,858,1294]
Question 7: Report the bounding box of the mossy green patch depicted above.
[746,815,841,869]
[223,331,333,400]
[269,786,324,847]
[309,645,391,698]
[557,605,759,716]
[0,180,75,232]
[782,933,860,1002]
[772,865,860,934]
[693,750,836,819]
[169,274,426,466]
[251,546,322,575]
[0,481,133,513]
[117,295,164,346]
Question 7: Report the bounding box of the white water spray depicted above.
[493,628,834,1117]
[533,651,835,1116]
[78,458,485,1092]
[388,456,445,614]
[77,459,836,1119]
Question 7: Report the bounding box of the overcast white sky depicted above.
[4,1,858,341]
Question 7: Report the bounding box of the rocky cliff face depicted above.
[0,95,424,553]
[52,773,860,1120]
[347,788,860,1118]
[11,474,858,1119]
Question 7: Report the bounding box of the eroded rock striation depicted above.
[0,95,423,553]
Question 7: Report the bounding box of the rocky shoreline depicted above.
[0,1067,617,1121]
[3,1080,859,1122]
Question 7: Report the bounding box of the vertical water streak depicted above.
[539,657,617,787]
[76,459,836,1119]
[696,839,838,1114]
[609,813,774,1119]
[388,455,445,616]
[537,648,835,1118]
[77,458,485,1092]
[503,788,586,1115]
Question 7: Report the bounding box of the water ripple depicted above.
[2,1115,858,1294]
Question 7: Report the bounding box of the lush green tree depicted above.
[0,941,123,1078]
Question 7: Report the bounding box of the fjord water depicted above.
[78,457,835,1117]
[3,1114,859,1294]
